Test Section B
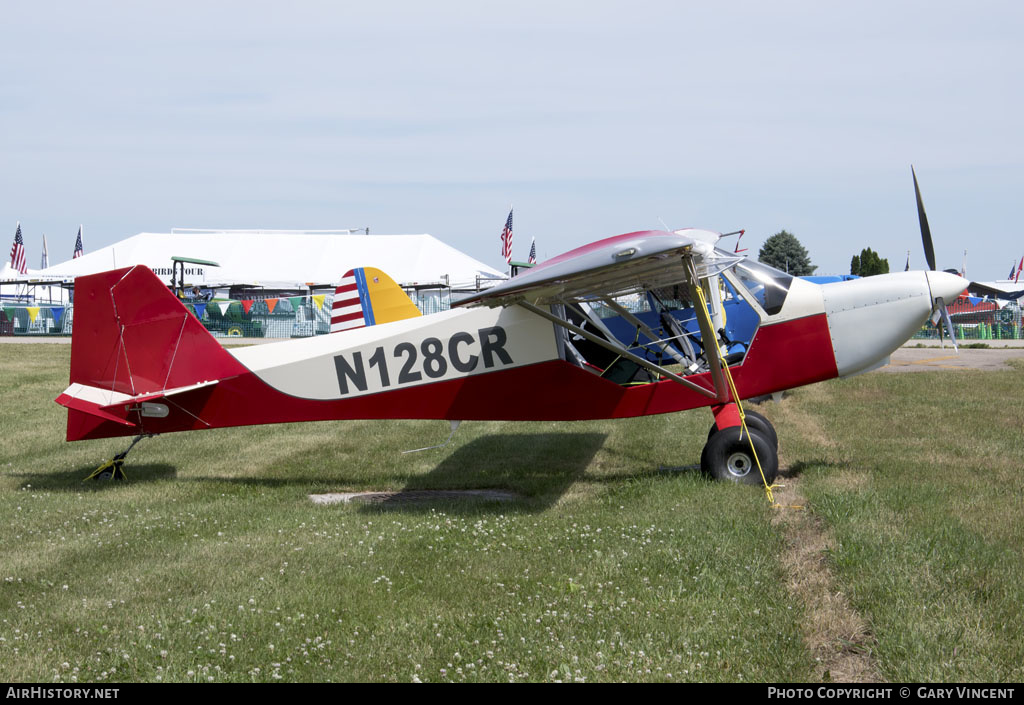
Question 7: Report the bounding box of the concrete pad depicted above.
[309,489,522,505]
[882,347,1024,373]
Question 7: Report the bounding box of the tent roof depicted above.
[33,231,504,289]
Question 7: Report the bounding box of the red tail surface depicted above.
[58,266,248,441]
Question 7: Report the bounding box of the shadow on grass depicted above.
[782,459,849,479]
[358,432,607,514]
[13,463,177,491]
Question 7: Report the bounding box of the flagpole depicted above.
[42,233,50,305]
[508,204,513,278]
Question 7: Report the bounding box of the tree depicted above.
[758,230,816,276]
[850,247,889,276]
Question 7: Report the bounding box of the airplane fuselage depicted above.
[57,237,966,442]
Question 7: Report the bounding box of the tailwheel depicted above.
[701,426,778,485]
[84,434,154,482]
[707,409,778,450]
[86,454,127,481]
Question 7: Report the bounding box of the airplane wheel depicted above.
[707,410,778,450]
[742,410,778,450]
[701,427,778,485]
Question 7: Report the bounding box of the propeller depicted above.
[911,165,958,350]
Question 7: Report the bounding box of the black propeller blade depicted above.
[912,166,958,349]
[912,165,937,271]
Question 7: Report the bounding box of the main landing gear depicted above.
[702,408,779,485]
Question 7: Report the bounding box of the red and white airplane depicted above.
[55,226,966,485]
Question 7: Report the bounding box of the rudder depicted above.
[60,266,247,440]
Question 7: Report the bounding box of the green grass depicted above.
[909,342,992,349]
[0,345,807,683]
[2,344,1023,682]
[781,361,1024,682]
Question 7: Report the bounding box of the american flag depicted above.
[10,223,27,274]
[500,209,513,264]
[527,238,536,265]
[73,226,84,259]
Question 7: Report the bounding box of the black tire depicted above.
[742,410,778,450]
[707,409,778,450]
[701,426,778,485]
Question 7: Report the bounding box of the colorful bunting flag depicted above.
[266,299,278,313]
[312,294,325,310]
[193,303,207,319]
[27,307,39,323]
[241,300,254,314]
[218,302,232,316]
[50,307,64,322]
[288,296,303,312]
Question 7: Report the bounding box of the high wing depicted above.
[457,229,745,402]
[456,229,743,308]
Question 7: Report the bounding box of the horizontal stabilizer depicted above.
[56,380,220,426]
[55,385,138,427]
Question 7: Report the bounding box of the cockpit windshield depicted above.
[730,259,793,315]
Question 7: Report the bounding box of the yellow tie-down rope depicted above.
[691,279,779,504]
[719,358,778,504]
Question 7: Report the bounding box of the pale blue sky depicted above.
[2,1,1022,279]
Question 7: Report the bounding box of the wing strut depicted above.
[683,257,730,401]
[516,301,717,398]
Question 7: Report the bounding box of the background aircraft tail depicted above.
[331,266,421,333]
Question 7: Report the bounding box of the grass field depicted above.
[1,344,1022,682]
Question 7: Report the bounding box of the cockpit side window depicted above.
[730,260,793,316]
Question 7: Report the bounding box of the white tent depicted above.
[975,280,1024,299]
[30,230,504,291]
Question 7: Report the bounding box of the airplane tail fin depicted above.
[330,266,421,333]
[56,266,247,441]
